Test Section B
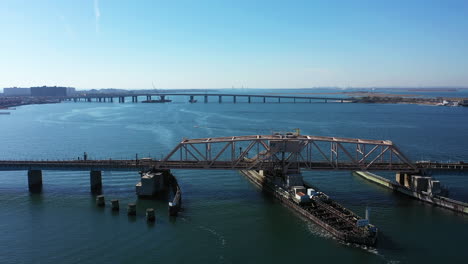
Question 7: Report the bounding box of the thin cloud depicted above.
[94,0,101,33]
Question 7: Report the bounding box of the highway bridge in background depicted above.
[64,92,352,104]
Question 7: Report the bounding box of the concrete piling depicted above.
[111,199,119,211]
[127,203,136,216]
[90,170,102,194]
[28,170,43,192]
[146,208,156,222]
[96,195,105,207]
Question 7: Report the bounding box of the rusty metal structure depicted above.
[159,132,417,172]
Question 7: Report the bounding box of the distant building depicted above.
[30,86,74,96]
[66,87,76,96]
[3,87,31,96]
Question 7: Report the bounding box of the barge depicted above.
[240,170,378,246]
[142,99,172,103]
[354,171,468,215]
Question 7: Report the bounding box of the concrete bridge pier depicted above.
[87,98,91,102]
[136,170,169,197]
[219,96,222,103]
[263,97,266,103]
[90,170,102,194]
[110,97,114,103]
[233,96,236,103]
[147,95,151,101]
[248,96,251,103]
[204,95,208,103]
[28,170,42,192]
[278,97,281,103]
[325,99,328,103]
[293,98,296,103]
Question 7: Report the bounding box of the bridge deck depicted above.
[0,160,465,172]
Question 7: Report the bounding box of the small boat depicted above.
[141,99,172,103]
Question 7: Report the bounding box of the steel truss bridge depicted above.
[0,134,466,172]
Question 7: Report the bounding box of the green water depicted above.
[1,94,468,263]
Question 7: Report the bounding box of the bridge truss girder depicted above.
[159,134,417,171]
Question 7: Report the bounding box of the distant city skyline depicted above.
[1,0,467,89]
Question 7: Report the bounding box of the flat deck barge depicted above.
[240,170,377,246]
[354,171,468,215]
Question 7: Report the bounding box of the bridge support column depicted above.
[87,98,91,102]
[325,99,327,103]
[90,170,102,194]
[110,97,113,103]
[99,98,102,102]
[263,97,266,103]
[219,96,222,103]
[147,95,151,101]
[233,96,236,103]
[248,96,251,103]
[278,97,281,103]
[204,95,208,103]
[293,98,296,103]
[28,170,42,192]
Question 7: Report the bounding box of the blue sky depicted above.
[1,0,467,89]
